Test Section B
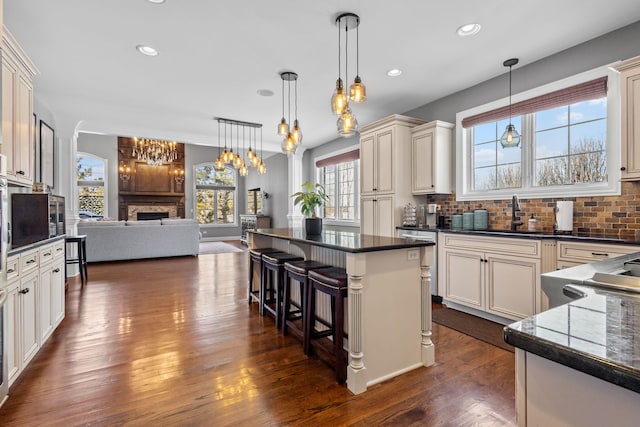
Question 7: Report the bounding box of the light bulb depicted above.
[349,76,366,103]
[291,120,302,144]
[277,117,289,136]
[331,78,347,115]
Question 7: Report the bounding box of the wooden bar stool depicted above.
[248,248,283,306]
[306,267,349,383]
[282,260,332,342]
[261,252,303,329]
[65,235,88,284]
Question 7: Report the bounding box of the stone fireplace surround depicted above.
[128,204,178,220]
[119,195,184,220]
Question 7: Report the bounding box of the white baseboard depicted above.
[200,236,241,242]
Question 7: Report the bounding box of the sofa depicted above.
[77,218,200,262]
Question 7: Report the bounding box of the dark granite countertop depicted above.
[248,228,434,253]
[504,285,640,394]
[397,226,640,246]
[8,235,66,256]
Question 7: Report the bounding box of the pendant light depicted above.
[349,14,366,103]
[277,76,289,136]
[333,13,362,137]
[500,58,521,148]
[214,119,225,171]
[279,71,301,155]
[258,127,267,174]
[214,117,264,176]
[331,16,347,115]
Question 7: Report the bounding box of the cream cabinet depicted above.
[1,27,37,186]
[410,120,454,194]
[359,115,425,237]
[557,240,640,268]
[439,233,542,321]
[6,239,66,387]
[617,55,640,181]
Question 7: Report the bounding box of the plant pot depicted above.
[305,217,323,235]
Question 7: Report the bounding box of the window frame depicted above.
[76,152,108,217]
[455,65,621,201]
[315,147,360,226]
[193,163,238,227]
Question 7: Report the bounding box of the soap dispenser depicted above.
[528,214,537,232]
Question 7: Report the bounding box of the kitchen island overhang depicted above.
[247,228,436,394]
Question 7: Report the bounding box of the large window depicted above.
[77,153,106,218]
[194,164,237,225]
[457,67,620,200]
[316,149,359,223]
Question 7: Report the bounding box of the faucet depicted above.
[511,195,523,231]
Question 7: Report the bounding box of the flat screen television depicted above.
[11,193,65,248]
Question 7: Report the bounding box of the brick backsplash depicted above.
[427,181,640,240]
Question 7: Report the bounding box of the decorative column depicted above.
[420,245,435,366]
[286,148,305,228]
[346,252,367,394]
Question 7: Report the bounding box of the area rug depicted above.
[199,241,245,255]
[432,307,514,352]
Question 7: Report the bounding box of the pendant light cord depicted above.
[281,77,285,118]
[344,22,348,89]
[295,77,298,120]
[337,17,341,81]
[356,16,360,77]
[217,120,221,156]
[509,64,512,123]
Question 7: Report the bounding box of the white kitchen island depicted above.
[247,228,436,394]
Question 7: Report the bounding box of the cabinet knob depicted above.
[17,170,25,175]
[621,167,626,171]
[26,259,36,264]
[53,268,61,273]
[7,268,14,274]
[19,287,30,294]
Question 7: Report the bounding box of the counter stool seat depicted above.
[306,266,349,383]
[282,260,332,342]
[65,235,88,284]
[248,248,283,306]
[261,252,303,328]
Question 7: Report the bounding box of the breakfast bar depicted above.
[247,228,436,394]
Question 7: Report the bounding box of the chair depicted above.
[261,252,303,328]
[248,247,283,306]
[65,235,88,284]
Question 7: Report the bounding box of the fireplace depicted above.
[137,212,169,221]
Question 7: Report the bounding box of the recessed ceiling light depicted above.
[457,23,482,36]
[387,69,402,77]
[257,89,274,97]
[147,0,166,4]
[136,45,158,56]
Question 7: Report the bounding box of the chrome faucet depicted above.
[511,194,523,231]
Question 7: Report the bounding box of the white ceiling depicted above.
[4,1,640,155]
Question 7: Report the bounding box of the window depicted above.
[77,153,107,217]
[194,164,237,225]
[316,149,360,223]
[457,66,620,200]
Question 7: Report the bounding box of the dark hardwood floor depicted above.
[0,248,515,426]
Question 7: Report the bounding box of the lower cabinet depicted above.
[439,233,542,321]
[6,239,66,387]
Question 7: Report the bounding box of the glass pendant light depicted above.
[500,58,521,148]
[349,14,366,103]
[337,106,358,137]
[291,75,302,144]
[331,17,347,115]
[280,72,301,154]
[277,77,289,135]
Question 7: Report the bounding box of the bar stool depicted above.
[306,267,349,383]
[261,252,303,329]
[248,248,283,306]
[65,235,88,284]
[282,260,332,341]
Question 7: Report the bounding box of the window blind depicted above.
[461,76,608,128]
[315,149,360,168]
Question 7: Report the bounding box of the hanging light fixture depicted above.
[258,127,267,174]
[214,120,225,171]
[500,58,521,148]
[131,137,178,166]
[332,13,362,137]
[277,76,289,136]
[279,71,301,155]
[214,117,264,176]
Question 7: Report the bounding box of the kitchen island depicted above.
[247,228,435,394]
[504,285,640,426]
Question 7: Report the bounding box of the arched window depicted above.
[194,164,237,225]
[77,152,107,218]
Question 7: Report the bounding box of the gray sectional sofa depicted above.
[77,218,200,262]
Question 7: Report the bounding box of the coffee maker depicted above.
[426,204,439,228]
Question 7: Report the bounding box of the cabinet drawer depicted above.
[441,233,541,258]
[7,254,19,281]
[557,241,640,263]
[52,240,65,259]
[20,249,39,275]
[39,244,55,265]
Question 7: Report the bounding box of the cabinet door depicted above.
[360,132,376,195]
[15,73,34,184]
[486,253,540,320]
[20,272,39,367]
[361,197,375,235]
[51,258,65,327]
[6,282,21,386]
[376,129,395,194]
[443,249,484,309]
[39,265,54,343]
[375,195,395,237]
[412,129,435,194]
[1,57,16,180]
[621,68,640,180]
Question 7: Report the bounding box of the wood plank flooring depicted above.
[0,249,516,426]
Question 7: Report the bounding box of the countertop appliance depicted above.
[542,251,640,308]
[11,193,65,248]
[397,228,438,298]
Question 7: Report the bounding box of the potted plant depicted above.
[291,182,329,235]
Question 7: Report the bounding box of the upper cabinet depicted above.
[2,27,38,186]
[410,120,454,194]
[617,55,640,181]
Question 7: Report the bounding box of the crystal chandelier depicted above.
[132,137,178,166]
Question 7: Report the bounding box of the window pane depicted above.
[474,167,495,190]
[535,106,568,131]
[78,185,105,216]
[474,122,496,144]
[217,191,234,223]
[569,152,606,183]
[497,143,521,165]
[536,127,568,159]
[324,166,336,219]
[496,164,521,188]
[195,165,236,224]
[319,159,357,221]
[474,142,496,168]
[536,158,567,186]
[77,155,105,181]
[196,189,215,223]
[472,117,521,191]
[570,120,606,154]
[570,99,607,124]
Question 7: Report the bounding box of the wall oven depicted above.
[0,154,9,405]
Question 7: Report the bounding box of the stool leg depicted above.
[248,257,254,304]
[81,240,88,283]
[304,284,315,356]
[335,292,347,383]
[275,267,284,329]
[259,262,266,316]
[282,270,291,335]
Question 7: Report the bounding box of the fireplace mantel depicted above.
[119,195,184,220]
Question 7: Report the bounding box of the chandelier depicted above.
[214,117,266,176]
[278,71,302,155]
[132,137,178,166]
